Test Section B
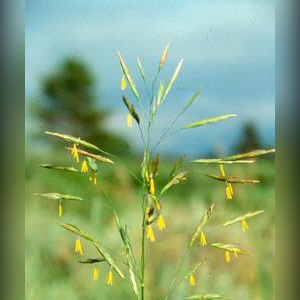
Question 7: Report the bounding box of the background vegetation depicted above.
[25,57,274,300]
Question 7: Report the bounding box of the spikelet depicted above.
[223,210,264,229]
[137,57,145,80]
[118,52,140,101]
[159,41,170,70]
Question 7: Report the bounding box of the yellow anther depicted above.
[233,249,238,257]
[226,185,233,200]
[157,215,166,231]
[107,270,113,285]
[150,178,155,195]
[58,203,62,217]
[146,226,155,242]
[200,230,207,246]
[219,164,226,177]
[241,219,249,232]
[127,114,132,127]
[121,75,127,90]
[225,251,231,263]
[93,267,99,281]
[81,160,88,173]
[74,239,83,256]
[189,274,196,286]
[71,144,79,163]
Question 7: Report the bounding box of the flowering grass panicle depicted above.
[33,43,275,300]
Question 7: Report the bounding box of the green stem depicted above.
[151,105,188,154]
[141,201,146,300]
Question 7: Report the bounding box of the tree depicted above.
[30,57,129,154]
[235,122,261,153]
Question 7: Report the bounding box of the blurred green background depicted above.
[25,150,274,300]
[25,1,275,299]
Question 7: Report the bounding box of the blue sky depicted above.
[25,0,275,157]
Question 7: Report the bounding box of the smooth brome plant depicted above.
[34,43,275,300]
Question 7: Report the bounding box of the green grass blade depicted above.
[65,147,114,164]
[118,52,140,102]
[39,164,79,172]
[159,41,170,70]
[199,173,260,184]
[210,243,249,255]
[60,223,97,242]
[190,159,254,164]
[160,172,187,195]
[60,223,125,279]
[185,89,201,110]
[45,131,110,155]
[93,242,125,279]
[186,294,232,300]
[156,81,164,106]
[34,193,85,202]
[184,114,236,129]
[189,204,214,248]
[222,149,275,161]
[122,96,140,125]
[79,258,106,264]
[161,59,184,103]
[137,57,145,80]
[223,210,265,226]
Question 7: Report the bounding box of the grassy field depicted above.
[25,151,275,300]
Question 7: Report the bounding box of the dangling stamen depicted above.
[71,144,79,163]
[127,114,132,128]
[200,230,207,246]
[146,226,155,242]
[189,274,196,286]
[74,239,83,255]
[225,251,231,263]
[81,160,88,173]
[241,219,249,232]
[93,267,99,281]
[121,75,127,90]
[58,201,62,217]
[107,269,113,285]
[219,164,226,177]
[226,185,233,200]
[157,215,166,231]
[150,178,155,195]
